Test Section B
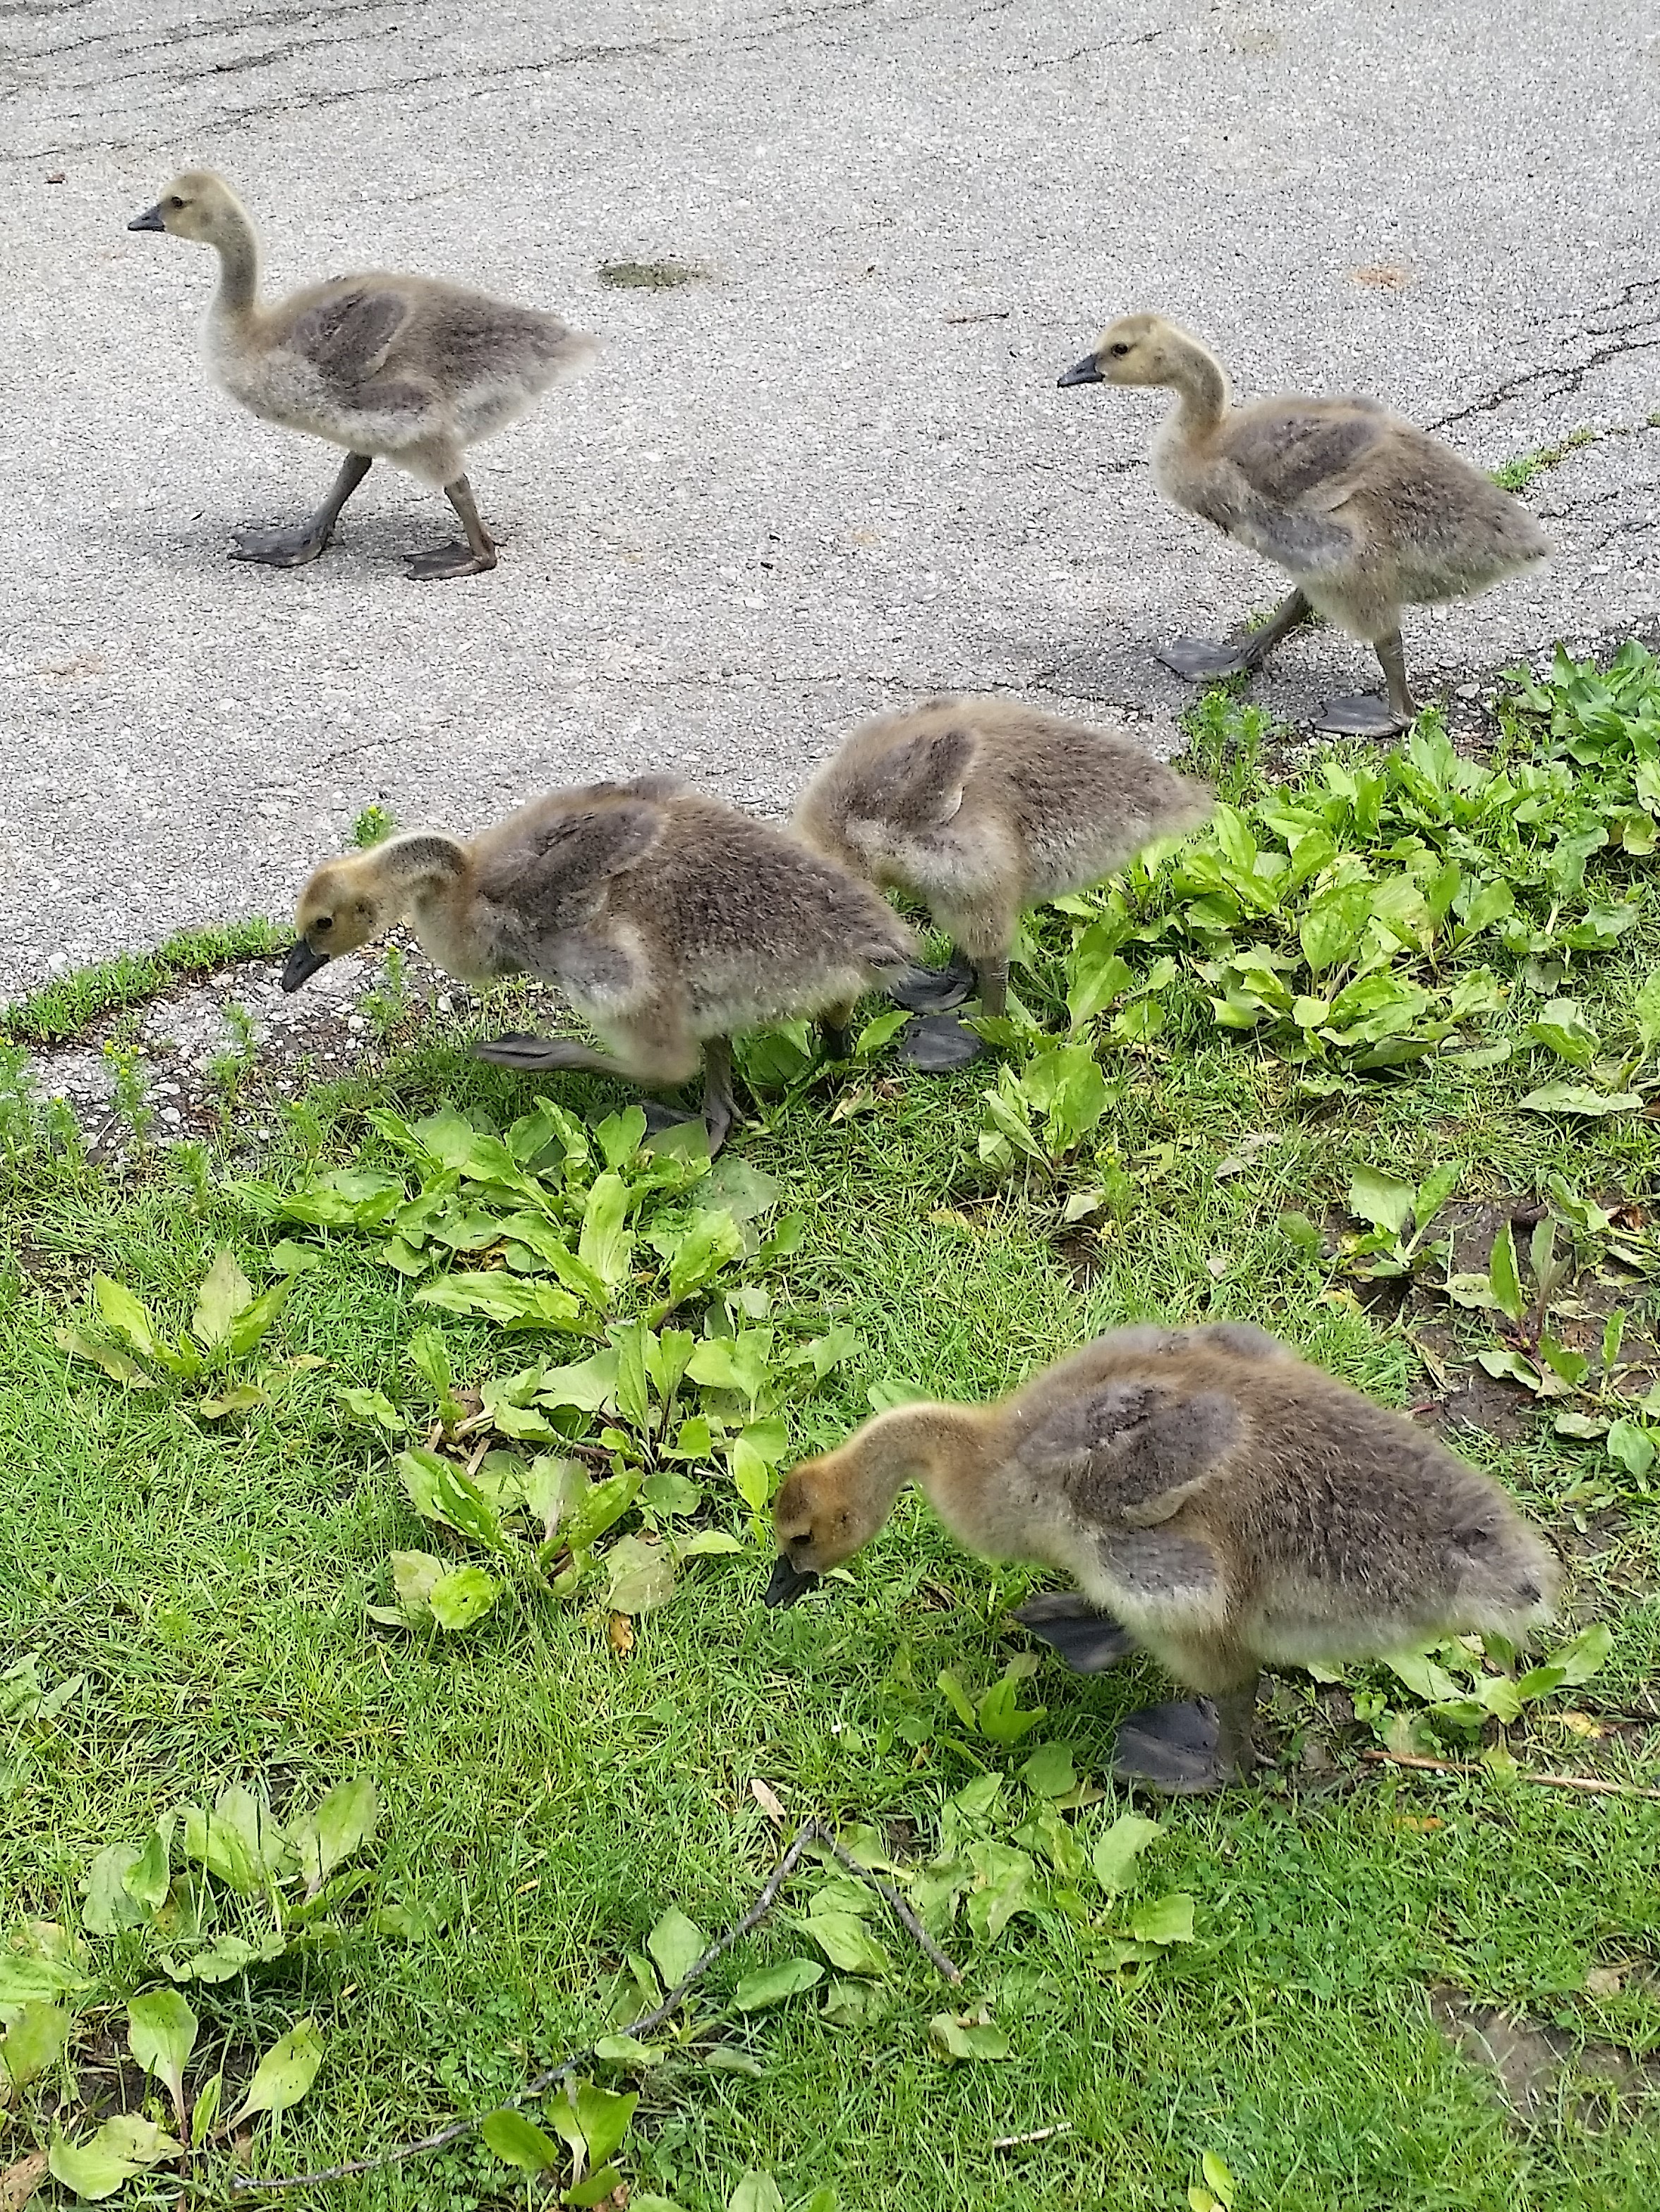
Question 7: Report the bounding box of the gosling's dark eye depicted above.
[313,916,334,935]
[167,195,186,209]
[1108,342,1131,359]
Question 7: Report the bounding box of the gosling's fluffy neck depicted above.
[205,193,262,325]
[372,835,487,981]
[845,1403,994,1531]
[1157,329,1231,442]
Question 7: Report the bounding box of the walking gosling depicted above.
[1058,315,1550,736]
[281,779,964,1153]
[765,1322,1558,1793]
[128,170,595,579]
[795,696,1211,1066]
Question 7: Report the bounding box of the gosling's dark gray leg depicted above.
[1314,626,1415,736]
[472,1033,624,1074]
[1112,1673,1260,1795]
[895,947,986,1071]
[1013,1592,1137,1673]
[1156,588,1312,683]
[406,473,499,581]
[700,1036,737,1158]
[819,1019,852,1061]
[231,452,372,567]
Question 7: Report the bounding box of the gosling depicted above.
[1058,315,1550,736]
[795,697,1212,1067]
[128,171,595,579]
[281,779,964,1153]
[766,1321,1558,1794]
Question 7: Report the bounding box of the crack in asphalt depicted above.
[1429,281,1660,431]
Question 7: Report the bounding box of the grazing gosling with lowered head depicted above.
[766,1321,1558,1793]
[1058,315,1549,736]
[128,169,595,579]
[795,696,1212,1066]
[282,779,964,1154]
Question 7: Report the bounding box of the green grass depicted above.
[1,918,286,1047]
[4,662,1660,2211]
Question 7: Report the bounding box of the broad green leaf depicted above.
[976,1669,1045,1746]
[289,1777,378,1894]
[198,1381,269,1419]
[1199,2149,1237,2206]
[853,1006,910,1057]
[1348,1165,1413,1236]
[429,1566,499,1630]
[230,2017,324,2124]
[664,1210,747,1309]
[48,2128,141,2201]
[733,1956,823,2010]
[92,1273,160,1358]
[126,1988,197,2117]
[1067,942,1134,1028]
[480,2108,562,2173]
[82,1842,156,1933]
[280,1167,406,1227]
[1,2001,71,2089]
[1487,1222,1526,1325]
[604,1536,677,1615]
[727,2175,786,2212]
[179,1784,285,1892]
[803,1912,891,1976]
[573,2080,637,2168]
[1091,1812,1161,1897]
[1019,1743,1077,1798]
[1544,1622,1613,1687]
[688,1328,776,1409]
[225,1278,291,1358]
[397,1447,508,1552]
[1606,1421,1656,1479]
[55,1325,154,1385]
[648,1907,707,1990]
[928,2011,1011,2062]
[936,1668,978,1730]
[569,2166,625,2208]
[1129,1891,1195,1944]
[415,1273,585,1330]
[1299,882,1374,974]
[191,1248,253,1348]
[1525,997,1599,1070]
[339,1385,404,1430]
[578,1172,634,1292]
[1519,1083,1641,1117]
[964,1842,1038,1943]
[126,1825,171,1914]
[595,1105,649,1169]
[1386,1649,1465,1703]
[540,1347,621,1413]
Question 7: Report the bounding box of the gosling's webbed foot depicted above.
[638,1102,698,1136]
[884,954,975,1016]
[1155,634,1266,683]
[473,1032,588,1071]
[1112,1699,1234,1794]
[405,540,498,581]
[897,1014,984,1071]
[230,519,331,568]
[1313,691,1411,738]
[1012,1593,1136,1673]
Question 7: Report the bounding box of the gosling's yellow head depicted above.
[765,1443,887,1607]
[282,853,392,992]
[1057,312,1182,391]
[127,169,248,246]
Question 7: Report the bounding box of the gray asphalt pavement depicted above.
[3,0,1656,997]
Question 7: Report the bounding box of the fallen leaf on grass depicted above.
[0,2153,48,2211]
[751,1778,786,1822]
[1557,1711,1608,1739]
[1585,1964,1633,1998]
[928,2007,1010,2062]
[607,1614,635,1658]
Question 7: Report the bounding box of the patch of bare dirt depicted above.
[1431,1983,1660,2129]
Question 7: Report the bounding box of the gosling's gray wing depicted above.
[856,725,978,835]
[1202,401,1391,571]
[1018,1377,1241,1527]
[481,798,668,936]
[288,284,411,384]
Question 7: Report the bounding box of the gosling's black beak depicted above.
[763,1556,820,1609]
[281,940,329,993]
[127,204,166,233]
[1057,353,1104,389]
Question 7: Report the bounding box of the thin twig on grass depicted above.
[990,2122,1073,2149]
[1362,1749,1660,1801]
[231,1820,960,2194]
